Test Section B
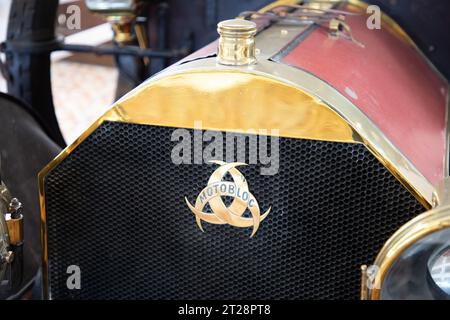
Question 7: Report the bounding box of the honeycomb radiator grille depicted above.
[43,121,424,299]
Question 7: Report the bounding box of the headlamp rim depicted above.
[369,204,450,299]
[427,244,450,298]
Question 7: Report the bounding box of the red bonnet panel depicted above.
[281,3,448,185]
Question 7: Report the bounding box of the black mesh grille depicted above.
[44,121,425,299]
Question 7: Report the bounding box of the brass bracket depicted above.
[5,198,23,246]
[360,265,368,300]
[108,17,136,44]
[5,215,23,246]
[328,15,364,48]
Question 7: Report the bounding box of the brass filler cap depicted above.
[217,19,257,66]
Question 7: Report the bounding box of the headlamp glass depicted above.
[428,245,450,296]
[380,228,450,299]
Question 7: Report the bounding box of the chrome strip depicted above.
[254,23,311,60]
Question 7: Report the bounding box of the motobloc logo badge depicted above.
[185,161,271,237]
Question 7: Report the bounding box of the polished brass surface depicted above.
[109,18,135,44]
[360,265,368,300]
[369,178,450,300]
[40,0,444,297]
[5,215,23,246]
[135,23,150,66]
[39,174,48,298]
[217,19,257,66]
[433,176,450,207]
[112,71,357,142]
[86,0,139,43]
[39,60,436,296]
[185,161,271,238]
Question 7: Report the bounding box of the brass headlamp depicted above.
[363,178,450,299]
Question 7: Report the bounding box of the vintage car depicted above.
[0,0,449,300]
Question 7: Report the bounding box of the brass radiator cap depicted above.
[217,19,257,66]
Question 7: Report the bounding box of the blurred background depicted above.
[0,0,274,143]
[0,0,449,144]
